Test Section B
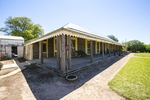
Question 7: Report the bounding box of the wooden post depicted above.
[39,42,41,59]
[119,46,121,56]
[109,44,111,56]
[106,43,107,54]
[60,35,66,73]
[90,40,93,63]
[68,35,72,70]
[102,42,104,59]
[116,45,118,55]
[108,44,110,57]
[56,36,60,69]
[40,41,43,64]
[113,45,115,56]
[115,45,116,55]
[0,45,1,60]
[4,46,6,55]
[117,45,119,55]
[104,43,105,54]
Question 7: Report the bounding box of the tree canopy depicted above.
[107,35,118,42]
[144,44,150,52]
[125,40,146,52]
[0,17,44,41]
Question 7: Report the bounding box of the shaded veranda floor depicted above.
[27,53,118,71]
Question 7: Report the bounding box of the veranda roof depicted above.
[0,35,24,46]
[25,23,122,46]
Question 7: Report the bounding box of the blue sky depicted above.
[0,0,150,44]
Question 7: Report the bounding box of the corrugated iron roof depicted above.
[0,35,24,40]
[0,35,24,45]
[63,23,116,43]
[25,23,121,45]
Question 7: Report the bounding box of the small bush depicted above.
[0,54,7,61]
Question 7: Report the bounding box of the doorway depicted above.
[12,46,18,57]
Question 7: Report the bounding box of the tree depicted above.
[0,17,43,41]
[125,40,146,52]
[107,35,118,42]
[144,44,150,53]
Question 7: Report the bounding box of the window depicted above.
[41,40,48,58]
[54,37,78,57]
[71,39,76,50]
[71,38,77,51]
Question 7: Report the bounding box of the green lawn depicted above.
[134,53,150,57]
[109,54,150,100]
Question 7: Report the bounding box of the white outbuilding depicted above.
[0,35,24,58]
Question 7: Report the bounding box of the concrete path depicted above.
[0,60,35,100]
[0,60,21,79]
[0,72,36,100]
[61,53,133,100]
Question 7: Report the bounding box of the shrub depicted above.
[0,54,7,61]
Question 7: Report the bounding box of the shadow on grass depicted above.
[21,54,127,100]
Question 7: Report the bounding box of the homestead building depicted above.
[24,23,123,74]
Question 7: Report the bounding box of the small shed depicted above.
[0,35,24,58]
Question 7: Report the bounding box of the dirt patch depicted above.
[22,64,55,83]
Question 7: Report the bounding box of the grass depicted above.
[134,53,150,57]
[109,53,150,100]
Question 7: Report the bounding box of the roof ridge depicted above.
[63,23,116,42]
